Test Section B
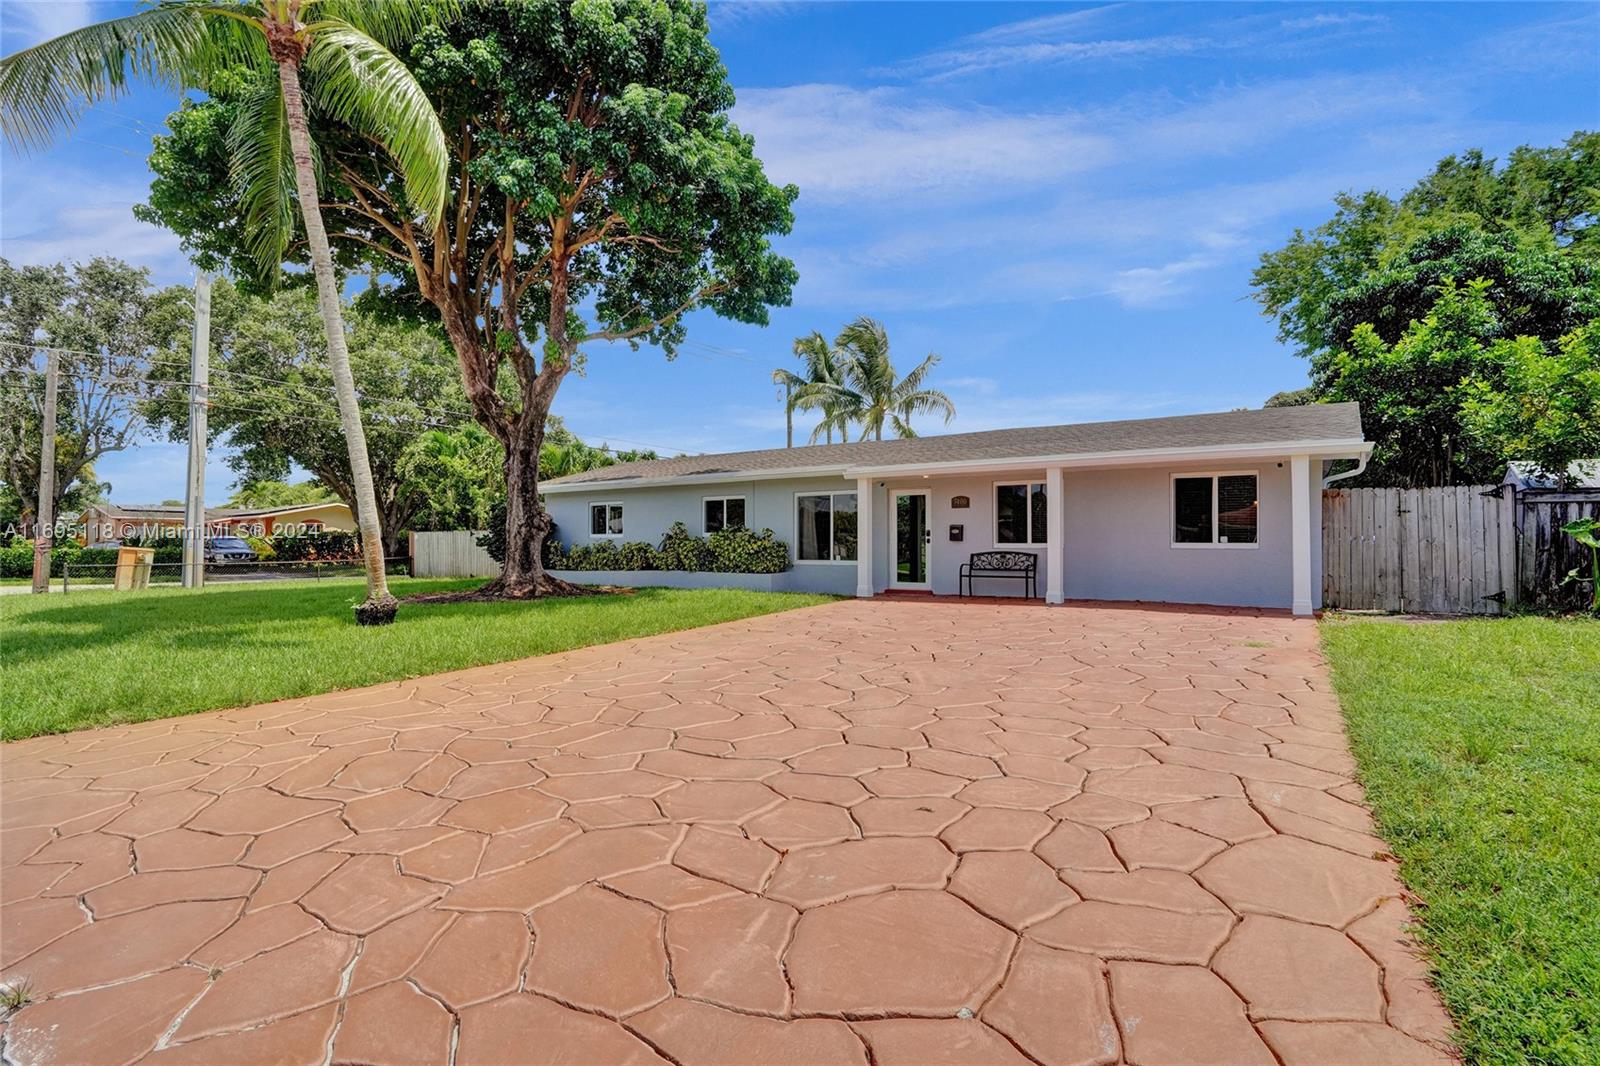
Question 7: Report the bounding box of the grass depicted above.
[1321,615,1600,1066]
[0,577,833,741]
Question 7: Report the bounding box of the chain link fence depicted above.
[58,558,404,592]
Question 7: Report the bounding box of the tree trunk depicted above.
[277,57,396,624]
[479,418,582,598]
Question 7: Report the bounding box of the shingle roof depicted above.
[546,402,1366,488]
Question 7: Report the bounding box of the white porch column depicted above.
[855,476,874,598]
[1045,465,1065,604]
[1290,454,1313,616]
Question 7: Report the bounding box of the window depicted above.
[996,482,1048,545]
[703,496,747,534]
[796,492,858,561]
[588,502,624,538]
[1173,473,1258,547]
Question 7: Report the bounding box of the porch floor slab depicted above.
[1,600,1454,1065]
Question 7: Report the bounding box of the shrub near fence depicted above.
[0,537,121,578]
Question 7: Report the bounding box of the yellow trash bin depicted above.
[114,546,155,590]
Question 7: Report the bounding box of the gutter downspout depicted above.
[1322,452,1370,488]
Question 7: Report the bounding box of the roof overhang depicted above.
[541,438,1372,494]
[845,438,1372,479]
[541,464,851,494]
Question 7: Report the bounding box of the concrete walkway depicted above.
[0,600,1456,1064]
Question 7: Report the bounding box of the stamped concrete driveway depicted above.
[1,600,1456,1065]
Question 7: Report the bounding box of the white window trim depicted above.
[993,479,1049,546]
[701,494,748,535]
[588,501,625,540]
[1170,471,1260,549]
[792,489,859,565]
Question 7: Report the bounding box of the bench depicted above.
[958,551,1039,599]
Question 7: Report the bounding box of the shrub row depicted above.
[268,530,360,561]
[547,522,791,575]
[0,537,121,577]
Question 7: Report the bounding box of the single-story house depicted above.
[542,403,1372,615]
[77,501,356,544]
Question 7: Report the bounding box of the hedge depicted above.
[0,537,121,578]
[547,522,790,575]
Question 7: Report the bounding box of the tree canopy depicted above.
[140,0,798,596]
[0,257,152,527]
[142,276,465,556]
[1252,132,1600,485]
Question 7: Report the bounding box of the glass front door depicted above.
[892,490,931,588]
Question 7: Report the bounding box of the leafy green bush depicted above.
[545,521,790,574]
[122,535,182,563]
[271,530,359,561]
[656,522,712,571]
[245,535,275,560]
[706,527,790,574]
[0,537,33,578]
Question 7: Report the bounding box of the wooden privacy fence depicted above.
[410,531,501,578]
[1323,486,1517,614]
[1323,484,1600,614]
[1518,490,1600,612]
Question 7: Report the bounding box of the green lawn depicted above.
[1322,615,1600,1066]
[0,578,832,741]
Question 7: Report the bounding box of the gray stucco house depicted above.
[542,403,1371,615]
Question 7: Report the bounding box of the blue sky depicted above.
[2,1,1596,504]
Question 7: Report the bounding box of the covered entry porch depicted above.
[848,452,1332,617]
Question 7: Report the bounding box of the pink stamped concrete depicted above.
[0,599,1457,1064]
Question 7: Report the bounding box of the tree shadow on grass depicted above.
[2,581,686,669]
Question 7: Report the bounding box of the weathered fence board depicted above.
[1323,485,1515,614]
[1325,482,1600,613]
[1518,494,1600,611]
[410,531,501,578]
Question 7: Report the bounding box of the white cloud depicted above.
[0,163,187,283]
[733,84,1113,200]
[1100,253,1220,308]
[1280,13,1389,32]
[0,1,96,48]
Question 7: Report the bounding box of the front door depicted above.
[892,490,931,589]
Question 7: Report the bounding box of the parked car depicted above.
[85,540,123,550]
[204,536,259,565]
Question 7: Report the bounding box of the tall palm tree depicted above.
[810,316,955,442]
[773,331,848,447]
[0,0,454,624]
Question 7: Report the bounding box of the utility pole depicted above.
[30,346,60,593]
[182,273,211,589]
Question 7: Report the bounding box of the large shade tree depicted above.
[0,258,152,530]
[1251,133,1599,486]
[0,0,457,622]
[138,0,798,598]
[142,277,466,558]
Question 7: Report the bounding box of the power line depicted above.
[3,363,681,456]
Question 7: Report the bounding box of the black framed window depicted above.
[997,482,1047,544]
[796,492,858,561]
[589,503,624,537]
[704,496,747,534]
[1173,474,1257,546]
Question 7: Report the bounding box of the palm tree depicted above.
[0,0,454,624]
[772,331,847,447]
[810,317,955,442]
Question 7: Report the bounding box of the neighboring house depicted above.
[77,501,356,543]
[543,403,1372,615]
[1501,460,1600,491]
